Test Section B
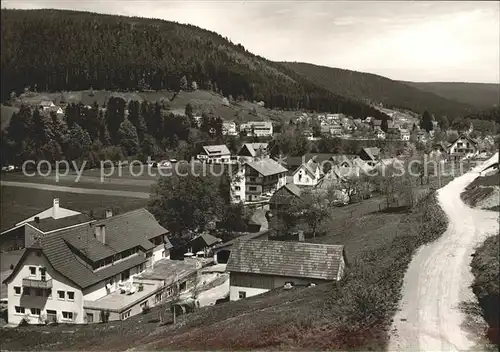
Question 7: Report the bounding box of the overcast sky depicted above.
[3,0,499,83]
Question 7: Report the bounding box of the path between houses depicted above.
[0,181,150,199]
[388,153,499,351]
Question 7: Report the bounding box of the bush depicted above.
[471,234,499,346]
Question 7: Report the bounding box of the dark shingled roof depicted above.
[212,230,271,251]
[270,184,302,206]
[27,213,93,233]
[189,233,221,248]
[227,240,345,281]
[3,208,169,288]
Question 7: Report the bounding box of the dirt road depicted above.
[0,181,150,199]
[389,154,499,351]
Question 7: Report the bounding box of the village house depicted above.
[320,124,342,137]
[187,233,222,256]
[290,160,322,187]
[400,129,410,141]
[448,133,479,159]
[269,183,302,212]
[227,240,347,300]
[229,166,246,203]
[222,121,238,136]
[240,121,273,137]
[359,147,381,166]
[39,100,56,111]
[3,208,176,325]
[243,159,287,202]
[237,143,269,163]
[196,145,232,164]
[375,128,386,140]
[0,199,94,252]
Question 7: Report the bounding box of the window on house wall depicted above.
[57,290,65,300]
[15,306,25,314]
[23,287,31,296]
[121,270,130,281]
[146,251,152,258]
[87,313,94,323]
[62,311,73,320]
[30,308,41,316]
[67,291,75,301]
[235,186,241,191]
[121,310,131,320]
[238,291,246,299]
[155,292,162,303]
[29,266,36,276]
[179,281,187,292]
[249,186,257,191]
[14,286,21,295]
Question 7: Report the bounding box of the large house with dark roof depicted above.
[3,208,173,325]
[0,199,94,252]
[227,240,347,300]
[244,159,287,202]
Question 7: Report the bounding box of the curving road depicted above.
[389,153,499,351]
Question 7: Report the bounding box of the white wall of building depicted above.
[152,244,169,263]
[229,285,269,301]
[7,251,84,325]
[292,166,320,186]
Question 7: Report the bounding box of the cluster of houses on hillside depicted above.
[195,132,481,206]
[0,198,347,326]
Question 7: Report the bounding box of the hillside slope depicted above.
[403,82,499,109]
[0,9,387,120]
[282,61,476,118]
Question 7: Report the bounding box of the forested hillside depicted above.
[403,82,499,109]
[0,9,387,120]
[282,62,477,118]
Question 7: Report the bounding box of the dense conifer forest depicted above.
[1,9,388,120]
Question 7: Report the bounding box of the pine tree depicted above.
[420,110,434,132]
[118,119,139,156]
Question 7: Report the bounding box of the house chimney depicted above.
[105,209,113,218]
[298,231,305,242]
[96,224,106,244]
[35,217,40,224]
[52,198,60,219]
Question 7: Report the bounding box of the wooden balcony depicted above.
[22,278,53,289]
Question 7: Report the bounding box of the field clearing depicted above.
[0,186,147,232]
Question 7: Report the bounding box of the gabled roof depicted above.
[450,133,479,147]
[246,159,288,176]
[212,230,271,251]
[202,145,231,156]
[3,208,170,288]
[26,213,93,233]
[227,240,345,281]
[360,147,381,161]
[16,207,82,227]
[239,143,269,157]
[292,160,321,179]
[189,233,221,247]
[270,184,302,205]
